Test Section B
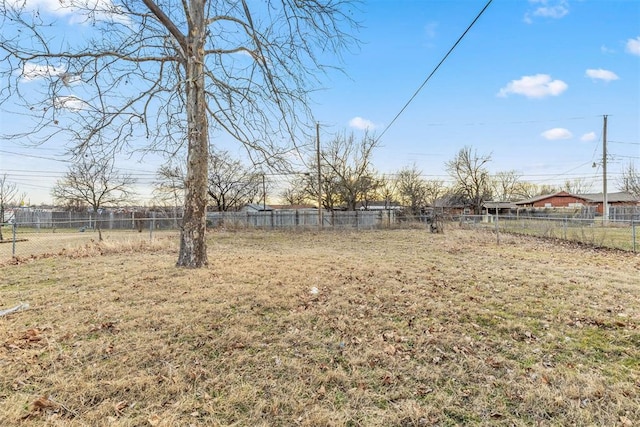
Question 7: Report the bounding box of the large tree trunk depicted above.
[177,0,209,268]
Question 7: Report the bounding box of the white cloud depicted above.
[524,0,569,23]
[8,0,128,24]
[424,21,438,40]
[541,128,573,140]
[626,36,640,56]
[497,74,568,98]
[585,68,619,82]
[580,132,597,142]
[349,117,377,131]
[54,95,89,111]
[22,63,67,81]
[600,45,615,54]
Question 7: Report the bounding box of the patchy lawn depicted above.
[1,228,638,426]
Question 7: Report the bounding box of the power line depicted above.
[0,149,70,163]
[374,0,493,143]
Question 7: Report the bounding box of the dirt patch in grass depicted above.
[1,229,638,426]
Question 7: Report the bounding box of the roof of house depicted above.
[268,204,318,210]
[242,203,273,211]
[578,192,638,203]
[514,191,638,205]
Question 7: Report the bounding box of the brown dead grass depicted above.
[0,228,638,426]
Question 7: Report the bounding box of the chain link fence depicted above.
[3,209,637,260]
[461,214,638,252]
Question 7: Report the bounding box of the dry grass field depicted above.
[0,228,638,426]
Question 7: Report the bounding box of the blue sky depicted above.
[1,0,639,204]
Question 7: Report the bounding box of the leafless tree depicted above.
[1,1,358,267]
[423,179,448,207]
[446,146,492,214]
[280,184,309,206]
[321,131,381,211]
[491,170,524,201]
[292,131,380,211]
[395,165,428,215]
[562,178,593,195]
[51,156,136,241]
[375,175,399,209]
[619,162,640,198]
[0,174,20,241]
[153,163,185,226]
[207,152,262,212]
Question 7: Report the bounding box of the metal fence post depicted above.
[149,212,155,241]
[633,220,637,253]
[12,222,17,257]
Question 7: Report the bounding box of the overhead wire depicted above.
[374,0,493,144]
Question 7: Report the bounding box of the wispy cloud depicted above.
[22,62,67,81]
[349,117,377,131]
[585,68,619,82]
[524,0,570,24]
[626,36,640,56]
[600,45,615,54]
[424,21,438,40]
[53,95,90,111]
[541,128,573,140]
[497,74,568,99]
[9,0,129,24]
[580,132,597,142]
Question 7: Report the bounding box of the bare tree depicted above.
[375,175,399,209]
[321,131,381,211]
[280,183,309,206]
[619,162,640,197]
[0,174,20,241]
[562,178,593,195]
[423,179,447,207]
[208,152,262,212]
[491,170,524,201]
[1,1,358,267]
[395,165,428,215]
[153,164,185,226]
[446,146,492,214]
[51,156,136,241]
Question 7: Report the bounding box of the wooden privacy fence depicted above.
[207,209,399,229]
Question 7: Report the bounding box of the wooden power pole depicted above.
[316,122,323,229]
[603,115,608,222]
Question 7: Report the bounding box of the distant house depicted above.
[241,203,274,212]
[514,191,639,215]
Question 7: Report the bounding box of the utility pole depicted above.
[316,122,323,229]
[602,115,608,223]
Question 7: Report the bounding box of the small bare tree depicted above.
[280,184,309,206]
[51,157,136,241]
[562,178,593,195]
[321,131,381,211]
[423,180,448,208]
[153,164,185,227]
[0,174,20,241]
[620,162,640,198]
[395,165,428,215]
[446,146,492,214]
[491,170,524,201]
[208,152,262,212]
